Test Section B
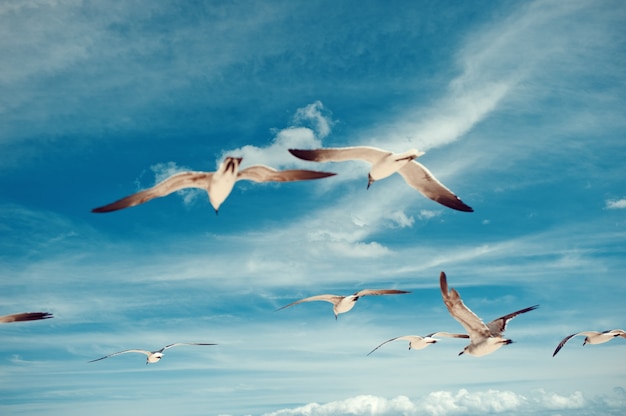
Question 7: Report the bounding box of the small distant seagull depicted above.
[89,343,217,365]
[440,271,538,357]
[552,329,626,357]
[367,332,469,356]
[277,289,410,319]
[288,147,473,212]
[0,312,53,323]
[92,156,336,214]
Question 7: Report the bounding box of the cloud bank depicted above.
[264,388,626,416]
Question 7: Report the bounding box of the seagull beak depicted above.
[366,175,374,189]
[458,351,464,356]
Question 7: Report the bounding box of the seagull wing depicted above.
[289,147,389,165]
[397,162,473,212]
[237,165,336,182]
[276,294,343,311]
[425,331,470,339]
[0,312,53,323]
[610,329,626,338]
[552,332,589,357]
[353,289,410,297]
[486,305,539,336]
[92,171,213,213]
[367,335,424,356]
[160,342,217,352]
[88,349,151,362]
[439,272,491,341]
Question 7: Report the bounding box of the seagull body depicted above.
[277,289,410,319]
[89,342,216,364]
[367,332,469,356]
[92,156,336,214]
[440,272,538,357]
[288,147,473,212]
[0,312,53,323]
[552,329,626,357]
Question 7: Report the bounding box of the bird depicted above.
[92,156,336,214]
[88,343,217,364]
[0,312,53,323]
[277,289,410,319]
[288,147,473,212]
[552,329,626,357]
[367,332,469,356]
[439,271,538,356]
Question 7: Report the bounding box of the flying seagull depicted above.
[288,147,473,212]
[92,156,336,214]
[277,289,410,319]
[440,271,538,356]
[89,343,217,365]
[552,329,626,357]
[0,312,53,323]
[367,332,469,356]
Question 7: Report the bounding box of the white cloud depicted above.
[605,198,626,209]
[264,388,625,416]
[220,101,333,169]
[293,101,334,139]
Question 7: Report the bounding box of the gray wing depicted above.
[354,289,411,297]
[439,272,491,341]
[276,294,343,311]
[552,332,588,357]
[397,162,473,212]
[425,331,470,339]
[237,165,336,182]
[289,147,389,165]
[160,343,217,352]
[486,305,539,336]
[0,312,53,323]
[92,171,212,213]
[367,335,424,356]
[88,349,151,362]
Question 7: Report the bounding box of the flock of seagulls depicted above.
[7,146,623,365]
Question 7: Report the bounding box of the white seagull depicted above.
[440,271,538,356]
[277,289,410,319]
[0,312,53,323]
[288,147,473,212]
[92,156,336,214]
[552,329,626,357]
[367,332,469,356]
[89,342,217,365]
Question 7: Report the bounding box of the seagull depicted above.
[367,332,469,356]
[92,156,336,214]
[277,289,410,319]
[88,342,217,365]
[552,329,626,357]
[0,312,53,323]
[288,147,473,212]
[439,271,538,357]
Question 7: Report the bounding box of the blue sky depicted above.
[1,0,625,415]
